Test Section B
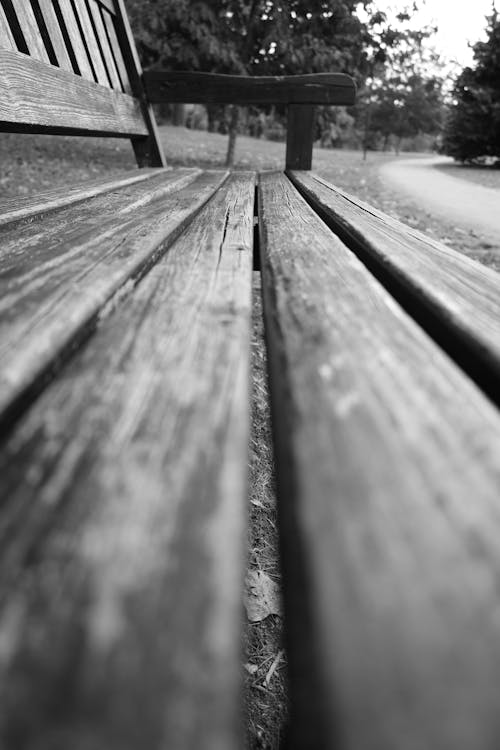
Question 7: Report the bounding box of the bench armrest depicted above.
[142,71,356,170]
[142,71,356,106]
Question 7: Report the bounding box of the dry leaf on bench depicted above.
[244,570,282,622]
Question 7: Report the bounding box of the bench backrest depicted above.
[0,0,165,166]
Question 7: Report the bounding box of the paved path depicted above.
[379,156,500,243]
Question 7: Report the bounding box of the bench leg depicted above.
[286,105,315,170]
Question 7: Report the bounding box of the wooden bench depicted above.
[2,2,500,749]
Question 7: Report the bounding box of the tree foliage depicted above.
[354,8,444,155]
[125,0,376,79]
[443,10,500,162]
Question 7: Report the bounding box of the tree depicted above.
[443,8,500,162]
[354,6,444,157]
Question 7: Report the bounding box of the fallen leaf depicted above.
[244,662,259,675]
[244,570,282,622]
[264,650,284,686]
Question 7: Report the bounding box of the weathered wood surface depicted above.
[111,0,166,166]
[0,167,160,227]
[0,47,147,135]
[259,172,500,750]
[0,2,16,50]
[290,170,500,402]
[55,0,95,80]
[35,0,73,71]
[71,0,109,85]
[286,105,315,170]
[0,172,254,750]
[144,71,356,105]
[88,0,123,91]
[96,0,116,14]
[8,0,50,63]
[0,168,229,428]
[101,4,131,93]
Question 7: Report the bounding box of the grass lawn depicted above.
[1,125,498,749]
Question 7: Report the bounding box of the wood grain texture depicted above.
[35,0,73,71]
[9,0,50,62]
[0,2,16,50]
[71,0,110,85]
[95,0,115,13]
[112,0,166,166]
[289,170,500,403]
[0,168,230,428]
[87,0,122,90]
[101,5,131,93]
[144,70,356,105]
[0,47,147,135]
[286,105,315,170]
[55,0,94,79]
[0,167,161,227]
[0,172,254,750]
[259,172,500,750]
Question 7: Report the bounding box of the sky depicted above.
[380,0,497,67]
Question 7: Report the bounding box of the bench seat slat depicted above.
[289,170,500,402]
[0,167,162,227]
[0,172,254,749]
[0,168,228,427]
[0,48,147,136]
[259,172,500,750]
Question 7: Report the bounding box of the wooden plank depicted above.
[87,0,121,89]
[0,167,164,227]
[101,5,131,93]
[0,168,229,427]
[259,171,500,749]
[35,0,73,71]
[95,0,115,13]
[112,0,166,166]
[55,0,94,80]
[289,170,500,405]
[286,104,315,170]
[0,48,147,136]
[9,0,50,62]
[0,172,254,749]
[0,2,16,50]
[72,0,110,86]
[144,70,356,105]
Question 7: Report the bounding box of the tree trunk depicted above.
[207,104,218,133]
[172,103,186,127]
[225,106,240,167]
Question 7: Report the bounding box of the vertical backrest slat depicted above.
[55,0,94,80]
[95,0,115,13]
[0,3,16,49]
[101,6,131,93]
[12,1,50,63]
[35,0,72,71]
[111,0,166,166]
[72,0,109,86]
[87,0,120,89]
